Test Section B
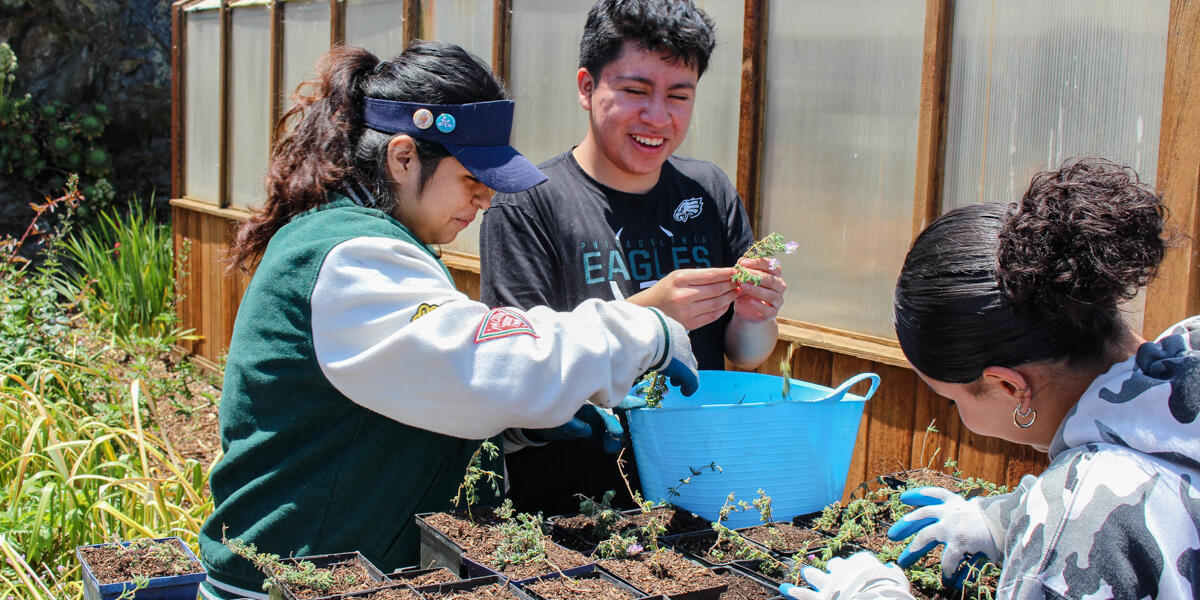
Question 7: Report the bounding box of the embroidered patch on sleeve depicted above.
[475,307,539,343]
[411,303,439,322]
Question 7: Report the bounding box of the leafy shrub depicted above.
[0,42,114,219]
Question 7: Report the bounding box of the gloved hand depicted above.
[524,405,626,453]
[886,487,1000,588]
[645,308,699,396]
[779,552,914,600]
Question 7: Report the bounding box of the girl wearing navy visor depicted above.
[197,41,698,600]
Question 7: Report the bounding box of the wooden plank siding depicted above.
[172,201,252,362]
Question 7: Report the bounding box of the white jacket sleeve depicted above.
[310,236,670,440]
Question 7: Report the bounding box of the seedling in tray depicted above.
[451,440,502,524]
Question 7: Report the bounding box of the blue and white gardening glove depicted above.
[886,487,1000,588]
[779,552,914,600]
[522,405,626,453]
[643,307,699,396]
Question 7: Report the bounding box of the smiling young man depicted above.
[479,0,786,513]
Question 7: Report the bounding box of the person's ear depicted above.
[981,366,1032,404]
[577,67,595,112]
[386,135,419,184]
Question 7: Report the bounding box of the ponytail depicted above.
[227,41,507,271]
[228,46,379,271]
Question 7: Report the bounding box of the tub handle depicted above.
[820,372,880,402]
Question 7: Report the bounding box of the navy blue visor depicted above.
[363,98,547,194]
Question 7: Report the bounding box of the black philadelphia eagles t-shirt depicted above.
[479,149,753,514]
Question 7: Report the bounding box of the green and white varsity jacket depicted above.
[198,197,678,597]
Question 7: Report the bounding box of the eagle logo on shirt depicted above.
[673,197,704,223]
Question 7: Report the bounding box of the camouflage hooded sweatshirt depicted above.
[978,316,1200,599]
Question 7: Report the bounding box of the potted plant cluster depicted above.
[75,536,207,600]
[222,437,1009,600]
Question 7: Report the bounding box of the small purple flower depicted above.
[784,240,799,255]
[768,258,781,270]
[626,543,644,556]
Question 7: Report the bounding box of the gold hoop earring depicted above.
[1013,404,1036,429]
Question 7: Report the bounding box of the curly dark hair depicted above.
[579,0,716,79]
[894,157,1167,384]
[227,41,506,271]
[998,158,1166,330]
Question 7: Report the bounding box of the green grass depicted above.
[57,200,188,341]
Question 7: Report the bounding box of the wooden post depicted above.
[218,0,231,208]
[403,0,421,47]
[493,0,512,85]
[330,0,345,47]
[910,0,953,240]
[736,0,768,236]
[170,1,188,199]
[268,0,283,148]
[1143,0,1200,337]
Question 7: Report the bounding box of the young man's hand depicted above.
[731,257,786,323]
[627,267,738,330]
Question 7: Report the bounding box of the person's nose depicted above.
[641,93,670,129]
[474,185,493,211]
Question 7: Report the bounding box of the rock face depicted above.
[0,0,171,236]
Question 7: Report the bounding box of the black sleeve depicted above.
[479,195,564,311]
[714,167,754,261]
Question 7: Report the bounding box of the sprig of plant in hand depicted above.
[451,440,501,524]
[636,371,668,408]
[731,232,797,285]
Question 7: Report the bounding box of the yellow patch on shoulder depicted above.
[411,303,439,322]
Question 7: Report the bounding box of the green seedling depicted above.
[224,536,335,593]
[491,499,549,570]
[451,440,501,524]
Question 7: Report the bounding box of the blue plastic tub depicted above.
[627,370,879,529]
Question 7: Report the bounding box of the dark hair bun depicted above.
[997,157,1166,329]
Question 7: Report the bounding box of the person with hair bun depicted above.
[197,41,699,600]
[781,158,1200,600]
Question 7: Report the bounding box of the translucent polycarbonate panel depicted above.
[346,0,406,60]
[942,0,1168,335]
[283,0,331,110]
[942,0,1169,211]
[184,8,221,203]
[675,0,741,179]
[421,0,493,61]
[230,4,272,209]
[422,0,495,256]
[761,0,924,338]
[509,0,591,166]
